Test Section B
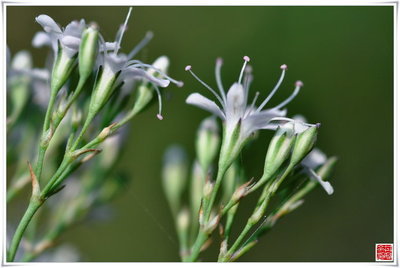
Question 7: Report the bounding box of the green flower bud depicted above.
[190,162,204,219]
[196,117,220,173]
[79,25,99,81]
[162,145,188,215]
[51,46,77,94]
[290,125,319,166]
[177,207,190,234]
[222,162,239,204]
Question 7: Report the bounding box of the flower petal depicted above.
[64,19,85,38]
[36,15,62,33]
[32,31,51,48]
[122,66,170,88]
[225,83,246,123]
[302,148,327,169]
[186,93,225,119]
[241,109,288,138]
[305,167,334,195]
[100,42,119,52]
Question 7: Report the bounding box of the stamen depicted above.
[185,66,225,106]
[114,7,133,54]
[238,56,250,84]
[152,84,163,120]
[256,65,287,112]
[127,31,154,59]
[244,91,259,117]
[129,62,183,87]
[270,117,317,128]
[215,57,227,104]
[272,81,303,110]
[243,65,253,104]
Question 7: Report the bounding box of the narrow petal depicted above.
[32,31,51,48]
[122,66,170,88]
[226,82,246,123]
[100,42,119,52]
[64,20,85,38]
[305,167,334,195]
[186,93,225,119]
[242,109,288,138]
[36,15,62,33]
[61,35,81,50]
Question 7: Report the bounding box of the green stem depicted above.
[7,198,44,262]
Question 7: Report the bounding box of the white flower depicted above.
[89,8,182,120]
[185,56,308,145]
[33,14,86,58]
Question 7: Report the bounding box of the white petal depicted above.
[105,53,127,73]
[36,15,62,33]
[186,93,225,119]
[32,31,51,48]
[64,20,85,38]
[11,51,32,70]
[226,83,246,122]
[302,148,327,169]
[242,109,289,138]
[61,36,81,50]
[306,167,334,195]
[122,66,170,88]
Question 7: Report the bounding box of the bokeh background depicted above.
[6,6,393,261]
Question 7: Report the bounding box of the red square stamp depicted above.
[376,243,394,261]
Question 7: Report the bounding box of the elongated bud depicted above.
[190,162,204,219]
[51,44,77,94]
[203,179,214,200]
[71,107,82,130]
[290,125,319,166]
[204,213,220,234]
[249,203,266,225]
[177,207,190,234]
[79,25,99,80]
[196,117,220,172]
[222,163,239,204]
[162,145,188,215]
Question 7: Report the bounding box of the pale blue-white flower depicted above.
[89,8,183,120]
[185,56,313,169]
[185,57,307,145]
[33,14,86,58]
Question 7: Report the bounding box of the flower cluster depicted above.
[162,57,336,262]
[6,8,181,262]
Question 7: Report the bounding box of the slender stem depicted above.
[186,164,228,262]
[7,198,44,262]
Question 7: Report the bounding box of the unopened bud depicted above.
[190,162,204,218]
[51,47,78,95]
[203,180,214,199]
[204,213,220,234]
[162,145,188,215]
[196,116,220,172]
[290,125,319,166]
[177,207,190,232]
[79,25,99,80]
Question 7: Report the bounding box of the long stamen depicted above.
[243,65,253,104]
[114,7,133,54]
[185,65,225,106]
[127,31,154,60]
[238,56,250,84]
[215,57,227,104]
[272,81,303,110]
[244,91,260,117]
[151,84,164,120]
[256,64,287,112]
[129,62,183,87]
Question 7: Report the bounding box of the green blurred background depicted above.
[7,6,393,262]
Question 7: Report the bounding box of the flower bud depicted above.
[222,163,239,204]
[177,207,190,234]
[51,46,77,94]
[190,162,204,219]
[162,145,188,215]
[196,117,220,172]
[290,125,319,166]
[78,25,99,80]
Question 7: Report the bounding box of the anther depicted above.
[295,80,304,87]
[243,56,250,62]
[280,64,288,70]
[157,114,164,120]
[185,65,192,71]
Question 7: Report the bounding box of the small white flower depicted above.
[33,14,86,58]
[185,56,309,144]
